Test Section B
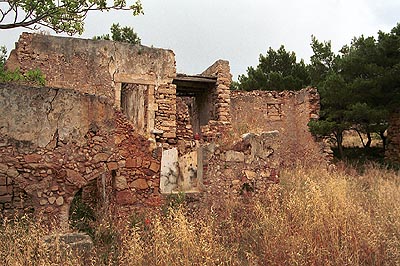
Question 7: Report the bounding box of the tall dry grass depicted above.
[0,215,85,265]
[1,164,399,265]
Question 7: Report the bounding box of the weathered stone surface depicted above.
[160,148,179,193]
[225,151,245,162]
[48,196,56,204]
[56,196,64,206]
[93,153,109,163]
[231,179,240,185]
[163,132,176,139]
[0,84,116,148]
[125,158,137,168]
[149,161,160,172]
[116,190,137,205]
[0,186,10,195]
[0,195,12,203]
[24,154,42,163]
[115,176,128,190]
[44,232,93,257]
[244,170,257,180]
[0,163,8,173]
[0,176,6,186]
[65,169,86,188]
[106,162,119,171]
[6,168,19,177]
[131,179,148,190]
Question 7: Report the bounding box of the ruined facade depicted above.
[1,33,327,225]
[230,89,329,166]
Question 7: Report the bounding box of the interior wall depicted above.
[121,84,147,134]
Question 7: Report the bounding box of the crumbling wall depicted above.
[200,60,233,140]
[202,131,280,200]
[6,33,177,144]
[0,83,161,225]
[230,88,327,166]
[386,110,400,163]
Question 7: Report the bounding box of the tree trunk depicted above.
[336,131,344,159]
[354,128,366,148]
[379,130,387,151]
[365,131,372,148]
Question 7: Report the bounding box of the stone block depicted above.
[225,151,245,162]
[149,161,160,173]
[116,190,137,205]
[106,162,119,171]
[131,178,148,190]
[92,153,109,163]
[115,176,128,190]
[6,168,19,178]
[48,196,56,204]
[163,132,176,138]
[56,196,64,206]
[0,175,6,186]
[231,179,240,185]
[0,195,12,203]
[0,163,8,173]
[125,158,137,168]
[0,186,10,196]
[244,170,257,180]
[24,154,42,163]
[65,169,86,188]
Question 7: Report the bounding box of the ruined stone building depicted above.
[0,33,327,226]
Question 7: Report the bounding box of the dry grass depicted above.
[1,164,399,265]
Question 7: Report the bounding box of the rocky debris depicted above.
[44,232,93,260]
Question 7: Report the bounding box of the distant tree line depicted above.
[234,24,400,158]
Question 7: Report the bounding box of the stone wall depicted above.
[6,33,177,143]
[0,83,161,225]
[386,110,400,163]
[200,60,232,140]
[230,88,328,166]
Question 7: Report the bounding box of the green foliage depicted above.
[308,35,340,86]
[0,0,143,35]
[162,192,186,215]
[308,24,400,156]
[0,46,46,86]
[69,189,96,237]
[238,45,310,91]
[94,23,141,45]
[0,46,6,69]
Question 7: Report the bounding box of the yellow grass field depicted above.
[1,164,399,265]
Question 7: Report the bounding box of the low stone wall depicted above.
[0,83,161,225]
[230,88,328,166]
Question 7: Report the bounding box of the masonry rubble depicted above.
[1,32,329,225]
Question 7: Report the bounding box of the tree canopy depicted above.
[0,0,143,35]
[238,45,310,91]
[93,23,141,45]
[308,24,400,157]
[236,23,400,158]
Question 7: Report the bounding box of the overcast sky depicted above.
[1,0,399,80]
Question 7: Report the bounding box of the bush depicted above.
[0,46,45,86]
